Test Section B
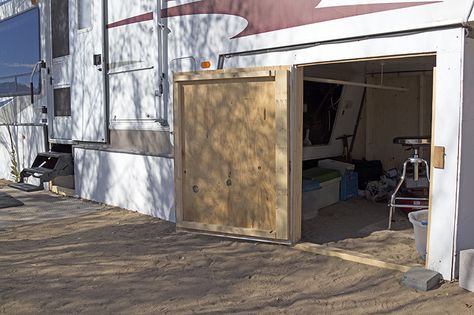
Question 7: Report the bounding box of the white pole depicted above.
[304,76,408,92]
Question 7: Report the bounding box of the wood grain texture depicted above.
[181,77,276,230]
[294,242,420,272]
[173,82,185,222]
[177,221,277,239]
[174,70,275,82]
[49,184,75,197]
[173,69,294,244]
[291,67,304,244]
[433,146,445,169]
[174,68,292,241]
[174,66,291,82]
[275,70,290,240]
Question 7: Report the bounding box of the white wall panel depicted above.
[426,30,464,280]
[454,37,474,276]
[109,68,157,121]
[0,125,45,181]
[74,148,175,222]
[166,0,474,63]
[106,0,160,123]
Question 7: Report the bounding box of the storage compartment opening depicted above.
[50,144,75,191]
[299,55,436,267]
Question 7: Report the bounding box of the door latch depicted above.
[93,54,102,71]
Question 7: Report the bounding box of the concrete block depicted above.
[460,249,474,292]
[401,267,442,291]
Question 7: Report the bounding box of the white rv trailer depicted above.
[1,0,474,281]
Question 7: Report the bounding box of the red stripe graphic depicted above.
[162,0,441,38]
[107,12,154,29]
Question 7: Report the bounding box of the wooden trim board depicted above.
[173,81,185,223]
[290,66,304,244]
[177,221,277,240]
[433,146,445,169]
[275,70,290,240]
[174,66,291,78]
[49,184,76,197]
[174,70,275,82]
[294,242,421,273]
[177,228,292,245]
[174,66,292,82]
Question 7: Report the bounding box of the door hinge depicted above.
[156,73,166,96]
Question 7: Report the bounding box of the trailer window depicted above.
[54,87,71,117]
[303,81,343,146]
[78,0,91,30]
[51,0,69,58]
[0,8,41,97]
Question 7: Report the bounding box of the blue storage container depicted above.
[340,172,358,201]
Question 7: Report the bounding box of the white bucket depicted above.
[408,210,429,259]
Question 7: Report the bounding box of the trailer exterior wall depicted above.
[0,0,32,18]
[0,95,45,183]
[0,125,45,181]
[427,30,464,281]
[74,147,175,221]
[455,36,474,276]
[194,27,465,280]
[107,0,164,127]
[165,0,474,70]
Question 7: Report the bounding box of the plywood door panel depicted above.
[174,69,291,242]
[182,78,277,231]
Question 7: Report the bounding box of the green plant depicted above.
[6,125,20,182]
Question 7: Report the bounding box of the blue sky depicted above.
[0,8,40,80]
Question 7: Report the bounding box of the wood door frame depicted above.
[290,66,304,244]
[173,67,293,243]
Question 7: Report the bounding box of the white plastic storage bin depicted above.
[318,177,341,208]
[318,159,355,176]
[302,180,321,220]
[408,210,429,259]
[302,177,341,220]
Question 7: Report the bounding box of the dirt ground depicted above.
[303,198,421,266]
[0,187,473,314]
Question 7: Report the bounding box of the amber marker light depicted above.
[31,0,38,5]
[201,61,211,69]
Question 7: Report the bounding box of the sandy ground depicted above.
[0,185,111,229]
[303,198,420,265]
[0,186,473,314]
